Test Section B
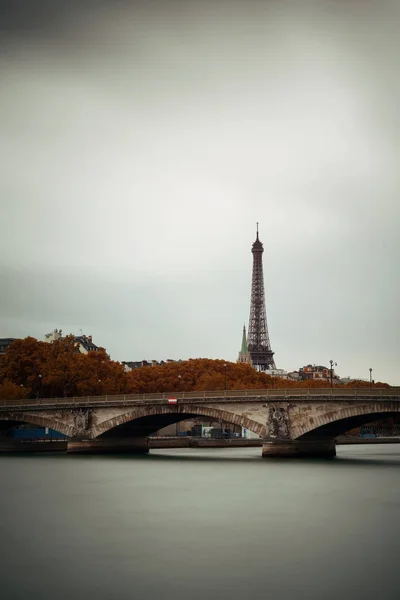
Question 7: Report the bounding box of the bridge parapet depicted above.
[0,387,399,411]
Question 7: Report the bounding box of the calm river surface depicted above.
[1,445,400,600]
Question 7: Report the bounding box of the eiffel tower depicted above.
[247,224,276,371]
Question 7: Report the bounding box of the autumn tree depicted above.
[0,338,393,400]
[0,379,29,401]
[0,337,50,398]
[125,359,278,394]
[0,336,126,398]
[75,349,126,396]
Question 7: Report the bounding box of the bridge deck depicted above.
[1,387,399,411]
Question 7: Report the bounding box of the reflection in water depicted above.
[1,445,400,600]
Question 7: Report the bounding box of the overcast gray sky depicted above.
[0,0,399,384]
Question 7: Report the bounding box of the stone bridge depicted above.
[0,388,399,457]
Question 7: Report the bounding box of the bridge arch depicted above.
[0,413,73,438]
[292,402,400,440]
[93,405,265,439]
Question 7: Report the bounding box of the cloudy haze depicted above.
[0,0,399,383]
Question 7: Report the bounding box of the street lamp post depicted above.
[223,364,228,437]
[176,375,182,437]
[36,374,42,399]
[369,368,373,391]
[329,360,337,389]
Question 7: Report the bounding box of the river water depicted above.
[1,445,399,600]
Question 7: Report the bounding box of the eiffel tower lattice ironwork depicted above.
[247,224,276,371]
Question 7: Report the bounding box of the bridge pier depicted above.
[262,439,336,458]
[67,437,150,454]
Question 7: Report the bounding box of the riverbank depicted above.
[335,436,400,444]
[0,436,399,453]
[150,436,400,447]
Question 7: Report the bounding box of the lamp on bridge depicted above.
[369,368,373,390]
[329,360,337,388]
[176,375,182,437]
[223,363,227,390]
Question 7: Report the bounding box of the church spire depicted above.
[237,324,252,365]
[241,324,248,353]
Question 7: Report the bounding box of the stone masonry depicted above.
[0,392,399,457]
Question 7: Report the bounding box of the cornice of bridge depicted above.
[0,388,399,412]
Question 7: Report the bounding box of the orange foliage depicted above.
[125,360,336,393]
[124,359,275,394]
[0,338,392,398]
[0,379,30,400]
[344,379,390,389]
[0,336,126,398]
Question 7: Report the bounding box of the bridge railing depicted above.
[0,387,399,409]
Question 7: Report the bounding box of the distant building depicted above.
[157,418,243,437]
[298,364,338,381]
[242,428,260,439]
[237,325,252,365]
[339,377,369,384]
[122,361,152,370]
[73,335,100,354]
[44,329,100,354]
[287,371,300,381]
[44,329,63,343]
[122,359,182,371]
[0,338,18,356]
[267,369,289,380]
